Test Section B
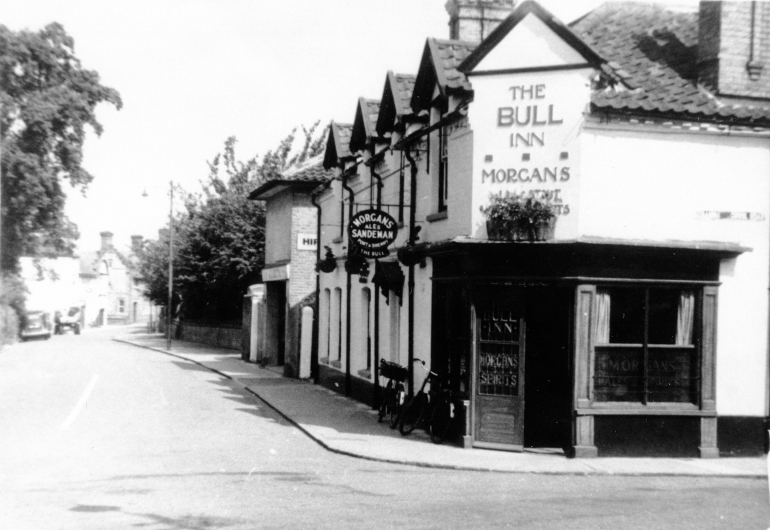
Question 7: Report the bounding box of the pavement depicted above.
[114,331,769,478]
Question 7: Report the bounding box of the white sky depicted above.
[0,0,698,255]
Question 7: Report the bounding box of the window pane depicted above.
[648,289,679,345]
[609,288,644,344]
[647,347,698,403]
[594,347,644,402]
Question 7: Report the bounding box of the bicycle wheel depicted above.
[398,393,426,435]
[429,395,453,444]
[378,381,393,423]
[389,385,405,429]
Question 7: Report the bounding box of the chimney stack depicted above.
[446,0,516,44]
[131,235,144,254]
[698,1,770,99]
[100,231,114,252]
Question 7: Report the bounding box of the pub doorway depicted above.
[471,285,572,451]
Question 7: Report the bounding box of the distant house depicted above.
[78,232,152,327]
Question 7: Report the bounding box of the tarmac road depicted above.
[1,327,768,529]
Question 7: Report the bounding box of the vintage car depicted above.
[20,310,52,341]
[55,306,81,335]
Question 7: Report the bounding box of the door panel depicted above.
[473,292,525,450]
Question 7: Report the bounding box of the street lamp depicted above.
[142,181,174,350]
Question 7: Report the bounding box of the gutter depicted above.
[341,172,355,397]
[370,146,384,408]
[310,178,332,383]
[404,147,419,398]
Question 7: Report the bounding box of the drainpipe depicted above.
[370,147,384,408]
[310,179,332,384]
[404,147,418,398]
[341,172,355,397]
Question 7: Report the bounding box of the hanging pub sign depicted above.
[348,209,398,258]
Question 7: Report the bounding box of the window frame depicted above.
[591,284,703,407]
[438,125,449,213]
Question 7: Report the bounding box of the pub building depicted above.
[309,0,770,457]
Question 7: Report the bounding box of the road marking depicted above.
[60,375,99,431]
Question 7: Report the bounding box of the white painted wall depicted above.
[467,68,592,239]
[581,126,770,416]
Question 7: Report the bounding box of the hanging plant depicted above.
[480,193,556,242]
[315,246,337,273]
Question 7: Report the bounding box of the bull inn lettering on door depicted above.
[478,301,520,396]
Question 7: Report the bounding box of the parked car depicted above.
[20,311,52,341]
[55,306,81,335]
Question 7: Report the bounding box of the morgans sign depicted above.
[348,209,398,259]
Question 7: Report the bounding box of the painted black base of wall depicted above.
[594,416,701,457]
[317,364,375,409]
[718,416,768,457]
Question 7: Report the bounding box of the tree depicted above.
[138,123,327,323]
[0,23,122,272]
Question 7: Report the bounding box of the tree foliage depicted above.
[0,23,122,272]
[138,123,328,322]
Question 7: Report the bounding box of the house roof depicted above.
[571,1,770,124]
[376,72,417,137]
[249,154,332,200]
[411,38,478,114]
[349,98,381,153]
[322,121,354,169]
[459,0,606,73]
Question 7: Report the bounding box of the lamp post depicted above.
[142,180,174,350]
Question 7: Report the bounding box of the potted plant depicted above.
[480,193,556,242]
[316,246,337,273]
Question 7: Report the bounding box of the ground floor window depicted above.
[593,286,699,404]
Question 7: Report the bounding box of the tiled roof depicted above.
[323,122,354,170]
[376,72,416,137]
[572,2,770,124]
[350,98,381,153]
[280,154,333,182]
[249,156,331,200]
[412,38,477,113]
[431,39,477,92]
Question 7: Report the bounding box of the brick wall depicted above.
[698,1,770,99]
[290,196,319,306]
[177,321,243,351]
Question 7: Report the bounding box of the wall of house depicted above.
[467,68,592,239]
[580,125,770,417]
[265,190,293,265]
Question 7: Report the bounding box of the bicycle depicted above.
[398,359,456,444]
[377,359,409,429]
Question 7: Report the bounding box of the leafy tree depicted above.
[0,22,121,270]
[138,123,328,322]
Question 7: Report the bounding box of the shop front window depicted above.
[593,287,698,404]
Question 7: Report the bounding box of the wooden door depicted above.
[473,291,525,450]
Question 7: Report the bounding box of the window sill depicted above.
[330,360,342,369]
[357,368,371,380]
[426,211,448,223]
[332,237,343,244]
[319,356,329,365]
[576,403,711,416]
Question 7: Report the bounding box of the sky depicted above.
[0,0,699,255]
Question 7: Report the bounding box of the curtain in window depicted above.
[594,290,611,344]
[676,290,695,346]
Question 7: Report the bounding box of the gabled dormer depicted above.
[349,98,382,154]
[375,71,417,140]
[411,38,478,115]
[322,121,354,170]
